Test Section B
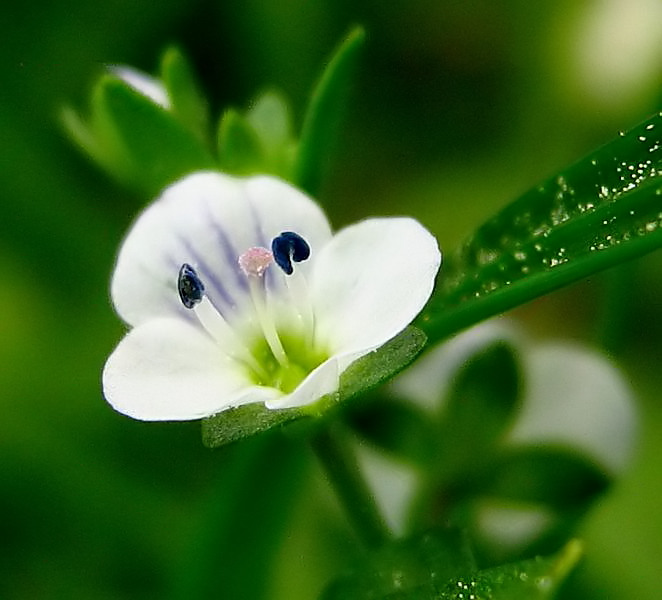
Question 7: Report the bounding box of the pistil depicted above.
[238,248,289,367]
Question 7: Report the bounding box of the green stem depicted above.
[310,425,391,549]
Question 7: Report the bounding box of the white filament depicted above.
[284,268,315,346]
[193,296,267,379]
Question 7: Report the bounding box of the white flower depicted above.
[102,172,441,420]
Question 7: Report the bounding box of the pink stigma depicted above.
[238,247,273,277]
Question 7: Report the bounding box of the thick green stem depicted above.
[310,425,391,549]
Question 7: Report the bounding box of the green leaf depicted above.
[421,112,662,343]
[94,74,216,195]
[436,539,583,600]
[61,104,117,176]
[434,341,521,480]
[294,25,366,196]
[320,528,477,600]
[322,533,582,600]
[160,46,210,144]
[346,397,437,466]
[201,326,427,448]
[480,447,610,510]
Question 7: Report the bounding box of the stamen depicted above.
[271,231,310,275]
[177,264,267,379]
[238,248,289,367]
[271,233,315,343]
[284,268,315,343]
[178,263,205,308]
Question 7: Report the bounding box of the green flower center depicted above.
[249,333,329,393]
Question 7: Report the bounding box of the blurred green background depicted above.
[1,1,661,598]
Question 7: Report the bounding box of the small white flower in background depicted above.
[109,65,171,109]
[393,322,637,476]
[102,172,441,420]
[387,322,637,552]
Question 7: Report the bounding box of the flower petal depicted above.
[111,172,332,328]
[310,217,441,358]
[102,317,279,420]
[509,344,637,475]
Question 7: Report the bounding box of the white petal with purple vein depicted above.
[111,172,332,328]
[102,317,279,420]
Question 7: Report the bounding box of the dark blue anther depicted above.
[271,231,310,275]
[178,263,205,309]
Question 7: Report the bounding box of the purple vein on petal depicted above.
[204,204,249,295]
[176,235,235,318]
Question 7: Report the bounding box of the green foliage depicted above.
[217,108,265,174]
[160,46,211,144]
[321,528,476,599]
[64,28,364,198]
[202,326,427,447]
[346,396,435,466]
[218,90,295,178]
[482,449,609,510]
[169,435,307,600]
[294,25,366,196]
[322,531,582,600]
[421,112,662,343]
[62,72,216,196]
[348,330,621,565]
[50,14,659,600]
[432,342,521,482]
[347,341,521,472]
[434,540,583,600]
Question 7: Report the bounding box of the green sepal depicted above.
[159,46,211,145]
[421,111,662,343]
[61,103,120,179]
[201,326,427,448]
[93,75,216,195]
[217,108,265,175]
[294,25,366,196]
[337,326,427,402]
[63,72,216,196]
[217,90,296,178]
[246,90,295,172]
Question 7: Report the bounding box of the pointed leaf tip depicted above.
[423,111,662,343]
[295,25,367,196]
